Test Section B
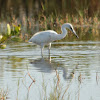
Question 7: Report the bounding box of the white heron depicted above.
[28,23,79,56]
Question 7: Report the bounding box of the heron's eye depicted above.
[70,26,73,31]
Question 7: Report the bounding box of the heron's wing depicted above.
[29,30,58,44]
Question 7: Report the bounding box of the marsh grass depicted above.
[1,15,100,41]
[0,7,100,48]
[1,68,99,100]
[0,12,100,46]
[0,88,8,100]
[40,70,74,100]
[7,69,74,100]
[0,0,100,41]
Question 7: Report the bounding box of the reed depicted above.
[40,70,74,100]
[0,88,8,100]
[0,14,100,47]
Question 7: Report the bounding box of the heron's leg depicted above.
[41,43,44,57]
[48,43,51,55]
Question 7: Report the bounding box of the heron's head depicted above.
[63,23,79,38]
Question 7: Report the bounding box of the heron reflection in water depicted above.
[29,56,76,80]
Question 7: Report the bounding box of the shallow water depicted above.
[0,41,100,100]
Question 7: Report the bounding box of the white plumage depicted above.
[28,23,79,56]
[29,30,58,45]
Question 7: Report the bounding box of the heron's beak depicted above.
[73,30,79,38]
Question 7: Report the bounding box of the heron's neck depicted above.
[56,26,67,40]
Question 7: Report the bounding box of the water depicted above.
[0,41,100,100]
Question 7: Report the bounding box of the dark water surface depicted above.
[0,41,100,100]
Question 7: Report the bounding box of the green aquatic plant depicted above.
[0,34,6,49]
[11,24,21,36]
[0,24,22,49]
[0,35,3,40]
[7,24,11,35]
[0,44,6,49]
